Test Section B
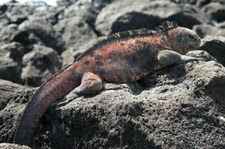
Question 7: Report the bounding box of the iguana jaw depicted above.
[190,40,201,50]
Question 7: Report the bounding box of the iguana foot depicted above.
[157,50,204,67]
[181,55,205,62]
[73,72,103,95]
[50,72,103,109]
[50,93,79,109]
[157,50,182,66]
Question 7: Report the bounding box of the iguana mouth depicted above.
[190,42,200,49]
[190,38,201,49]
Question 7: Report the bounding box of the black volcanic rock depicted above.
[21,44,62,86]
[198,36,225,65]
[193,24,225,38]
[201,2,225,23]
[0,0,225,148]
[15,18,65,53]
[0,42,24,84]
[1,51,225,148]
[95,0,206,36]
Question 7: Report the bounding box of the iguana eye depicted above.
[188,34,194,40]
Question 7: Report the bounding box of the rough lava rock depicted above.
[54,14,97,52]
[21,44,62,87]
[54,17,97,50]
[61,37,100,67]
[63,1,97,28]
[198,36,225,66]
[95,0,204,35]
[1,51,225,148]
[193,24,225,38]
[0,24,18,47]
[0,143,30,149]
[0,79,27,111]
[201,2,225,23]
[1,0,225,148]
[54,14,98,66]
[5,4,32,24]
[12,18,65,53]
[0,42,25,84]
[0,79,30,144]
[42,51,225,149]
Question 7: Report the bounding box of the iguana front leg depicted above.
[157,50,203,67]
[73,72,103,95]
[51,72,103,108]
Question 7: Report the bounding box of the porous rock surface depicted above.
[0,0,225,84]
[1,51,225,149]
[37,51,225,149]
[1,0,225,148]
[0,143,30,149]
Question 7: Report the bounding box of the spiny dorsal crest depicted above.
[107,28,156,39]
[75,28,156,61]
[76,21,178,61]
[108,21,178,39]
[155,21,178,33]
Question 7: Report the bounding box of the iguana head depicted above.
[157,21,201,54]
[175,27,201,50]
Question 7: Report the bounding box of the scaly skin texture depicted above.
[14,21,201,145]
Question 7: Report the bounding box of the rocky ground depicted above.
[0,0,225,148]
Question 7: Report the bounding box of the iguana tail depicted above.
[14,64,81,145]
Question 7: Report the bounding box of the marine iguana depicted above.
[14,21,201,145]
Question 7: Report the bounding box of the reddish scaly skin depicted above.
[14,26,196,145]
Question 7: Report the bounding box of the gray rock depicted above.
[0,80,29,145]
[0,14,8,28]
[95,0,168,35]
[54,16,97,51]
[57,0,77,7]
[171,0,211,7]
[40,51,225,148]
[0,79,27,111]
[201,2,225,23]
[217,21,225,28]
[5,1,50,25]
[0,57,22,84]
[61,38,98,67]
[1,50,225,148]
[62,0,115,27]
[92,0,117,10]
[0,42,24,84]
[54,0,102,66]
[0,143,30,149]
[54,0,99,44]
[0,3,8,15]
[0,79,33,144]
[198,36,225,65]
[1,0,225,148]
[60,48,76,67]
[0,24,18,46]
[5,4,32,24]
[28,5,67,25]
[95,0,204,35]
[0,42,25,63]
[21,44,61,87]
[193,24,225,38]
[56,0,113,9]
[63,1,96,25]
[12,18,65,53]
[42,51,225,149]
